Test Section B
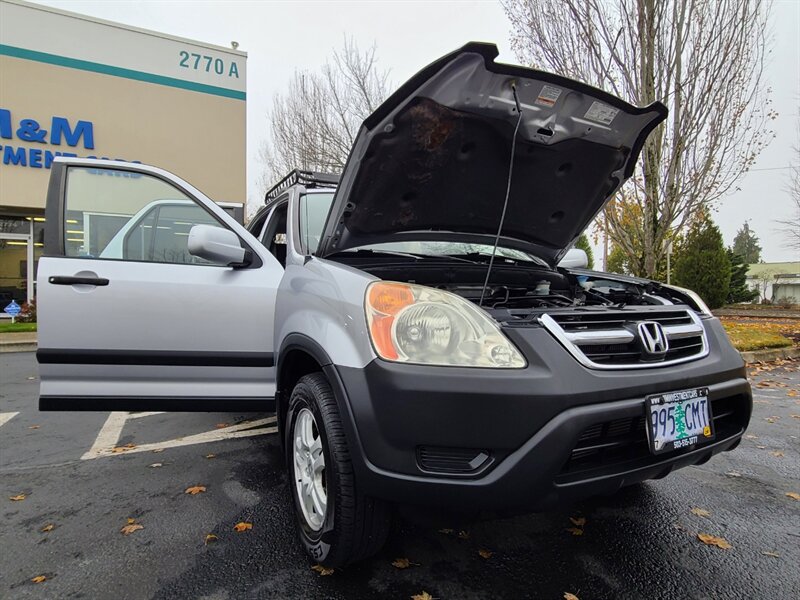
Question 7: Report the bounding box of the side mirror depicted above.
[558,248,589,269]
[188,225,249,267]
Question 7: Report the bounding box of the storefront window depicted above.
[0,217,32,307]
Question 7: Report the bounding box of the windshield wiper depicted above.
[446,252,539,265]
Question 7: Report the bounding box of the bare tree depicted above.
[776,121,800,251]
[503,0,775,278]
[258,38,390,197]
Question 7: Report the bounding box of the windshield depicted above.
[299,191,542,263]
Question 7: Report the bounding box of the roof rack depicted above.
[264,169,340,203]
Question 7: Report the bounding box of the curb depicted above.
[740,346,800,364]
[0,341,38,353]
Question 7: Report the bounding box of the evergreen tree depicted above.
[726,249,758,304]
[574,234,594,269]
[731,222,762,264]
[673,216,732,309]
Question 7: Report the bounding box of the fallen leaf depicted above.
[787,389,798,397]
[770,451,784,458]
[152,448,165,453]
[215,423,229,429]
[566,527,584,536]
[233,522,252,532]
[120,524,143,535]
[185,485,207,495]
[127,518,137,525]
[744,434,758,440]
[205,454,216,459]
[111,443,137,453]
[311,564,334,576]
[437,528,453,535]
[28,425,40,430]
[148,463,163,468]
[10,494,26,501]
[457,530,470,540]
[204,533,218,544]
[569,516,586,527]
[40,524,55,532]
[411,593,434,600]
[786,492,800,501]
[761,551,780,558]
[478,549,493,559]
[31,575,46,584]
[392,557,414,569]
[690,508,711,518]
[697,533,731,549]
[791,414,800,419]
[564,594,580,600]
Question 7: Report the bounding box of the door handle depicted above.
[49,275,110,286]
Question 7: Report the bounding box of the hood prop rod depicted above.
[479,83,524,307]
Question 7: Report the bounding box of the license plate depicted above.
[645,387,714,454]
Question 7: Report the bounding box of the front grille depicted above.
[555,394,748,483]
[416,446,491,475]
[540,308,708,369]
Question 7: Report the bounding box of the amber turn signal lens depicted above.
[367,282,414,315]
[366,282,415,360]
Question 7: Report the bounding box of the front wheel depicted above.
[285,372,391,567]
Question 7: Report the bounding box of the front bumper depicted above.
[328,317,752,511]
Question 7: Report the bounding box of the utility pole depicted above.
[665,240,673,284]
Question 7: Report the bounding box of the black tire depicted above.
[285,372,391,567]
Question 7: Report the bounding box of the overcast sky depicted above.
[33,0,800,262]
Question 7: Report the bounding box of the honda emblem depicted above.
[637,321,669,355]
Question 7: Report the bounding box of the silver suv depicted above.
[37,43,751,567]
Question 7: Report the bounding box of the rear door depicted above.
[37,158,281,412]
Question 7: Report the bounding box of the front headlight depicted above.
[365,281,526,368]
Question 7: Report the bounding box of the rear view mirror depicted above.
[188,225,249,267]
[558,248,589,269]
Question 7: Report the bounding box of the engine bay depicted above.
[332,255,694,324]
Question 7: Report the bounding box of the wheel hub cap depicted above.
[293,408,327,531]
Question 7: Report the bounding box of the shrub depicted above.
[17,299,37,323]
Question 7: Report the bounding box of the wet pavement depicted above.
[1,352,798,599]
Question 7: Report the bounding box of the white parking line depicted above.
[0,412,20,428]
[81,413,277,460]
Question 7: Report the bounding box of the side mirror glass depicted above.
[558,248,589,269]
[188,224,248,267]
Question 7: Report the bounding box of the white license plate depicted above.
[645,387,714,454]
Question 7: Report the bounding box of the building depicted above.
[746,261,800,304]
[0,0,246,309]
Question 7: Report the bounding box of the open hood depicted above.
[317,42,667,265]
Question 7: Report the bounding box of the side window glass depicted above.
[261,204,288,267]
[123,211,155,261]
[64,166,233,265]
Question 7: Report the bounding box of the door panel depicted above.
[37,158,281,412]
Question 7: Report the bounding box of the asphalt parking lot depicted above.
[1,351,799,599]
